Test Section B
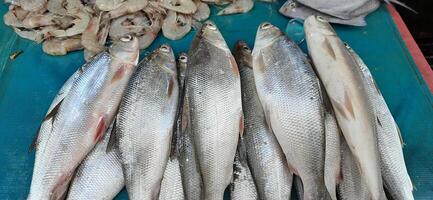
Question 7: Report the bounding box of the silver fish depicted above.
[304,16,386,200]
[177,53,204,200]
[186,21,243,199]
[338,139,370,200]
[116,44,179,200]
[66,124,124,200]
[159,158,185,200]
[279,0,368,26]
[347,45,414,200]
[230,139,258,200]
[28,35,139,200]
[235,40,293,200]
[252,22,329,200]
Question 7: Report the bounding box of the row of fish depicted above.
[27,17,413,200]
[279,0,413,26]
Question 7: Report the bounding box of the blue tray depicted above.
[0,2,432,199]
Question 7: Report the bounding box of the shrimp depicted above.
[22,12,57,28]
[109,13,146,39]
[162,11,191,40]
[13,27,44,42]
[49,10,90,37]
[19,0,47,12]
[217,0,254,15]
[47,0,67,15]
[96,0,124,11]
[42,36,83,55]
[159,0,197,14]
[137,9,163,49]
[192,1,210,21]
[82,16,105,53]
[106,0,148,19]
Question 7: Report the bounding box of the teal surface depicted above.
[1,2,433,199]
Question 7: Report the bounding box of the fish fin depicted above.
[237,136,248,164]
[330,90,355,120]
[395,122,405,147]
[322,38,337,61]
[29,129,41,152]
[262,104,273,132]
[384,0,417,14]
[167,76,176,98]
[239,114,244,136]
[45,98,64,123]
[106,116,118,153]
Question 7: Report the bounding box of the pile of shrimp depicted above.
[3,0,269,60]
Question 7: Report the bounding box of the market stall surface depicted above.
[0,2,432,199]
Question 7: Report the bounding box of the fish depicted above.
[279,0,367,26]
[295,0,377,20]
[304,15,386,200]
[251,22,329,200]
[158,158,185,200]
[230,138,258,200]
[176,53,204,200]
[347,44,414,200]
[66,123,124,200]
[186,21,243,200]
[27,35,139,200]
[338,139,370,200]
[234,40,293,200]
[115,44,179,200]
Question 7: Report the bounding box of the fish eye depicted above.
[316,16,327,22]
[179,55,188,62]
[289,2,296,8]
[160,45,170,52]
[120,35,133,42]
[260,22,272,30]
[205,22,217,30]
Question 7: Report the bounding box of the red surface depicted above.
[387,4,433,93]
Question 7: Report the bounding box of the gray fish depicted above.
[279,0,367,26]
[177,53,204,200]
[230,139,258,200]
[28,36,139,200]
[304,16,386,200]
[159,158,185,200]
[252,22,329,200]
[66,124,124,200]
[235,40,293,200]
[347,45,414,200]
[186,21,243,200]
[338,138,370,200]
[116,44,179,200]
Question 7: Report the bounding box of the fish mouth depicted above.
[304,16,336,36]
[253,22,283,54]
[109,35,139,64]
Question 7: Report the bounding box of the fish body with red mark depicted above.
[304,16,385,200]
[28,36,139,200]
[252,22,329,200]
[186,21,243,200]
[115,44,179,200]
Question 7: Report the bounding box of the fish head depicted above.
[177,52,188,73]
[109,35,140,66]
[304,15,336,37]
[253,22,283,56]
[191,20,229,53]
[234,40,252,69]
[154,44,177,75]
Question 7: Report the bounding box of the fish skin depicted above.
[28,37,139,200]
[159,158,185,200]
[347,45,414,200]
[230,139,259,200]
[186,21,243,200]
[279,0,367,26]
[304,16,386,200]
[116,44,179,200]
[66,124,124,200]
[252,22,329,200]
[338,139,370,200]
[235,40,293,200]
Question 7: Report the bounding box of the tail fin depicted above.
[384,0,417,14]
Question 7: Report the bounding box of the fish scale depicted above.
[28,37,139,200]
[186,21,243,200]
[116,45,179,200]
[235,40,293,200]
[252,23,329,200]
